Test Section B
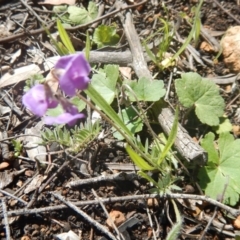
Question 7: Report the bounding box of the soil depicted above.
[0,0,240,239]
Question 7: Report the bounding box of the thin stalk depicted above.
[77,92,153,164]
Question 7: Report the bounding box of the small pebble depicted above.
[0,162,9,170]
[147,198,159,208]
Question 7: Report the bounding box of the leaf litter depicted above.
[0,0,240,239]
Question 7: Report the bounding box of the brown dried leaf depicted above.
[45,69,59,93]
[200,41,215,52]
[106,210,126,229]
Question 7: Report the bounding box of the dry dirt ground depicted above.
[0,0,240,239]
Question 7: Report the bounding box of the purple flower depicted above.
[22,84,58,117]
[44,112,85,126]
[55,53,91,96]
[44,98,85,126]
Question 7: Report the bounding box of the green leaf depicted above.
[70,97,86,112]
[93,25,120,48]
[201,132,218,165]
[53,5,68,13]
[175,72,225,126]
[172,0,204,62]
[85,31,91,61]
[157,107,178,165]
[143,41,157,64]
[85,84,133,138]
[125,77,166,102]
[113,106,143,140]
[126,145,155,171]
[212,117,232,134]
[68,2,98,25]
[57,19,75,54]
[91,65,119,105]
[46,104,64,117]
[166,200,182,240]
[44,26,66,56]
[198,132,240,205]
[138,171,159,186]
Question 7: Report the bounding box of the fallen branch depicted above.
[1,193,239,218]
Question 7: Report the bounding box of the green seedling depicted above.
[93,25,120,48]
[12,140,23,157]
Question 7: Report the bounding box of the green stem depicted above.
[82,84,153,164]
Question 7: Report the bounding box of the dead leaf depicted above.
[0,105,11,115]
[27,47,44,64]
[0,169,25,189]
[45,69,59,93]
[38,0,76,5]
[200,41,215,52]
[24,121,47,163]
[10,49,21,64]
[106,210,126,229]
[119,67,132,79]
[0,56,58,89]
[55,230,79,240]
[0,19,15,37]
[24,174,45,194]
[0,171,15,189]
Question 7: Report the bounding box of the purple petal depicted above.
[22,84,58,116]
[22,84,48,116]
[44,113,85,126]
[59,74,90,96]
[67,53,91,77]
[55,53,91,96]
[60,99,79,115]
[55,55,75,69]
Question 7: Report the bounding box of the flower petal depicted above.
[22,84,48,116]
[60,99,79,115]
[55,53,91,96]
[67,53,91,77]
[55,55,75,69]
[22,84,58,116]
[44,113,85,126]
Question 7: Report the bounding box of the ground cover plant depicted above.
[1,0,240,239]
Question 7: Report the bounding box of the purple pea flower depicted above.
[55,53,91,96]
[22,84,58,117]
[44,98,85,126]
